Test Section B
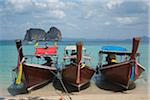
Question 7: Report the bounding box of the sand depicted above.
[2,94,149,100]
[1,75,149,100]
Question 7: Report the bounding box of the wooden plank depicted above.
[23,63,57,70]
[27,80,50,91]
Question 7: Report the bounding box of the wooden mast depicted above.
[129,37,140,81]
[131,37,140,60]
[76,42,82,84]
[16,39,24,63]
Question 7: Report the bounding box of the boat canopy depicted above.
[101,45,127,52]
[35,46,57,55]
[65,45,86,51]
[100,45,140,56]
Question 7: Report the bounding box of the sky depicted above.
[0,0,149,40]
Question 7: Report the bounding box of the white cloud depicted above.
[32,0,66,19]
[0,0,148,39]
[51,10,66,19]
[7,0,31,11]
[65,2,79,9]
[104,21,111,25]
[33,9,66,19]
[106,0,123,10]
[84,9,103,19]
[66,22,79,29]
[4,0,67,19]
[85,10,94,19]
[5,0,66,12]
[33,2,47,8]
[115,16,138,25]
[46,1,65,10]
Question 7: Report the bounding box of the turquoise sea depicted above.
[0,40,149,96]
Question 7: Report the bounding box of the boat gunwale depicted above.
[23,63,57,70]
[100,61,145,71]
[100,61,131,70]
[27,80,51,91]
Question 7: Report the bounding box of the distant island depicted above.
[61,36,149,42]
[24,27,62,41]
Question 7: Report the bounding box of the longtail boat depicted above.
[61,42,95,91]
[98,37,145,89]
[13,40,57,92]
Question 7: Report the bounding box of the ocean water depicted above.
[0,40,149,96]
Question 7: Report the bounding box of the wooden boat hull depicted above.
[62,64,95,89]
[15,39,58,92]
[100,62,145,89]
[23,63,57,91]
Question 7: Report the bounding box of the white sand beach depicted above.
[2,77,149,100]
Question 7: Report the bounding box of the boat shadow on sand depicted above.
[7,82,28,96]
[7,80,51,96]
[52,77,90,93]
[94,73,136,92]
[7,74,136,96]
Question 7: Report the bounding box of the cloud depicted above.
[7,0,66,10]
[115,16,138,25]
[33,0,66,19]
[0,0,148,40]
[84,10,95,19]
[104,21,111,25]
[33,10,66,19]
[31,0,67,10]
[1,0,67,19]
[65,2,79,9]
[111,1,148,15]
[66,22,79,29]
[51,10,66,19]
[7,0,32,12]
[33,2,47,8]
[106,0,123,10]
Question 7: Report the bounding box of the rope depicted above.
[50,70,72,100]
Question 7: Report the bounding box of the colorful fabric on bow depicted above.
[16,47,23,85]
[129,60,138,81]
[130,63,135,81]
[16,61,23,84]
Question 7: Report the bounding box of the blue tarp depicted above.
[101,45,127,52]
